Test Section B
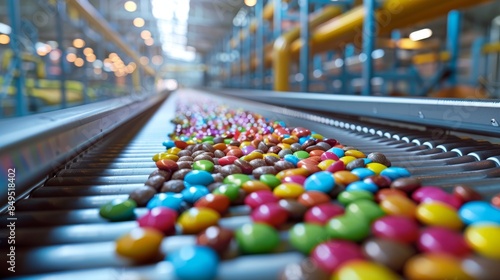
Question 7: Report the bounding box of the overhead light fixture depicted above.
[0,22,11,34]
[133,17,145,28]
[124,1,137,12]
[244,0,257,7]
[409,28,432,41]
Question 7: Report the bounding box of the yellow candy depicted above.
[166,147,182,155]
[282,136,298,144]
[276,168,311,180]
[242,180,271,193]
[115,228,163,262]
[416,202,463,230]
[333,171,359,185]
[404,253,472,280]
[263,153,280,159]
[278,143,291,149]
[311,133,324,140]
[344,149,366,158]
[177,207,220,234]
[318,159,336,171]
[153,153,179,162]
[333,260,399,280]
[242,151,263,161]
[273,183,305,199]
[339,156,357,165]
[239,141,252,148]
[152,152,166,162]
[465,224,500,259]
[366,162,387,174]
[186,140,197,145]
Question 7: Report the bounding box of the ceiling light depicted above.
[72,38,85,48]
[124,1,137,12]
[140,30,151,39]
[0,34,10,45]
[83,47,93,56]
[409,28,432,41]
[145,37,154,46]
[66,53,77,62]
[74,58,84,67]
[244,0,257,7]
[0,22,11,34]
[133,17,145,28]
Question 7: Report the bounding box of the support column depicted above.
[362,0,376,96]
[299,0,310,92]
[256,0,265,89]
[447,10,461,87]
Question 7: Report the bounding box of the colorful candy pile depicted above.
[99,101,500,280]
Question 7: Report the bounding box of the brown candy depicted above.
[129,186,157,206]
[390,177,421,193]
[177,150,192,157]
[211,173,224,183]
[258,142,269,153]
[290,143,303,152]
[268,145,282,154]
[177,161,193,170]
[366,175,392,189]
[171,169,191,180]
[274,161,295,172]
[148,169,171,179]
[202,143,215,153]
[346,158,366,171]
[368,152,392,167]
[145,175,166,191]
[249,159,267,169]
[196,226,234,255]
[213,137,225,144]
[278,199,307,220]
[234,159,253,174]
[316,141,332,150]
[177,156,194,162]
[160,180,185,193]
[301,139,316,150]
[305,145,326,153]
[207,181,224,192]
[193,154,214,162]
[280,258,329,280]
[264,155,280,166]
[220,165,242,177]
[191,150,206,158]
[231,188,247,205]
[278,149,293,158]
[452,184,482,203]
[362,237,415,272]
[328,183,345,198]
[461,254,500,280]
[252,166,278,179]
[214,150,226,158]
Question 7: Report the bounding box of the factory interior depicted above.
[1,0,500,279]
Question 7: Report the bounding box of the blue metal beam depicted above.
[299,0,310,92]
[362,0,376,96]
[55,0,67,109]
[8,0,27,116]
[447,10,461,87]
[273,0,283,39]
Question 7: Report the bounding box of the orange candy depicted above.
[333,171,360,185]
[242,180,272,193]
[297,191,331,207]
[380,195,417,218]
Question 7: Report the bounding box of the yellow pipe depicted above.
[67,0,155,76]
[274,6,345,91]
[277,0,491,91]
[482,42,500,54]
[413,51,450,65]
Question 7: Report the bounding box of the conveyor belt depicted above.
[2,88,500,279]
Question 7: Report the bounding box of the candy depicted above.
[259,174,282,189]
[371,216,419,243]
[223,174,251,187]
[194,194,230,214]
[282,175,307,185]
[273,183,305,199]
[244,190,279,209]
[177,207,220,234]
[184,170,214,186]
[350,167,375,179]
[241,180,271,193]
[235,223,280,254]
[337,190,374,206]
[304,171,335,193]
[168,245,219,280]
[137,207,177,234]
[192,159,215,172]
[416,201,463,230]
[458,200,500,225]
[379,195,417,218]
[380,167,410,180]
[279,258,330,280]
[326,214,371,241]
[289,223,328,254]
[297,191,331,207]
[374,188,406,202]
[404,253,472,280]
[156,159,179,172]
[278,199,308,220]
[147,192,184,211]
[345,200,385,223]
[333,171,359,185]
[461,255,500,280]
[452,184,482,203]
[196,226,234,255]
[115,227,163,262]
[129,186,157,207]
[181,186,210,203]
[417,226,470,256]
[346,181,378,193]
[304,203,344,225]
[212,184,240,201]
[251,202,289,227]
[464,223,500,259]
[310,240,365,273]
[99,198,136,221]
[333,260,400,280]
[362,238,415,272]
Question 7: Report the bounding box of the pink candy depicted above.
[137,207,178,234]
[282,175,307,185]
[244,190,279,209]
[417,226,470,256]
[250,202,289,227]
[311,240,365,273]
[371,216,419,243]
[304,203,344,225]
[320,151,340,161]
[412,186,462,209]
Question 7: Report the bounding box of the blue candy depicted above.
[162,140,175,148]
[147,192,183,211]
[346,181,378,193]
[284,154,300,167]
[168,245,219,280]
[350,168,376,180]
[299,136,311,144]
[304,171,335,193]
[181,186,210,204]
[380,167,410,180]
[328,147,345,158]
[184,170,214,186]
[458,201,500,225]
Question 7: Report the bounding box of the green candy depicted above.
[192,159,214,172]
[259,174,282,189]
[223,174,251,187]
[202,136,214,142]
[99,198,136,221]
[235,223,280,254]
[289,223,328,254]
[345,199,385,222]
[337,190,374,206]
[293,151,310,159]
[224,139,232,144]
[213,184,240,201]
[326,214,370,241]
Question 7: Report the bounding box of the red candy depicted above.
[311,240,365,273]
[137,207,177,234]
[371,216,419,243]
[244,190,279,209]
[155,159,179,171]
[194,194,231,214]
[251,202,289,227]
[218,156,239,166]
[320,151,340,161]
[326,161,345,173]
[297,191,331,208]
[304,203,344,225]
[417,226,471,256]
